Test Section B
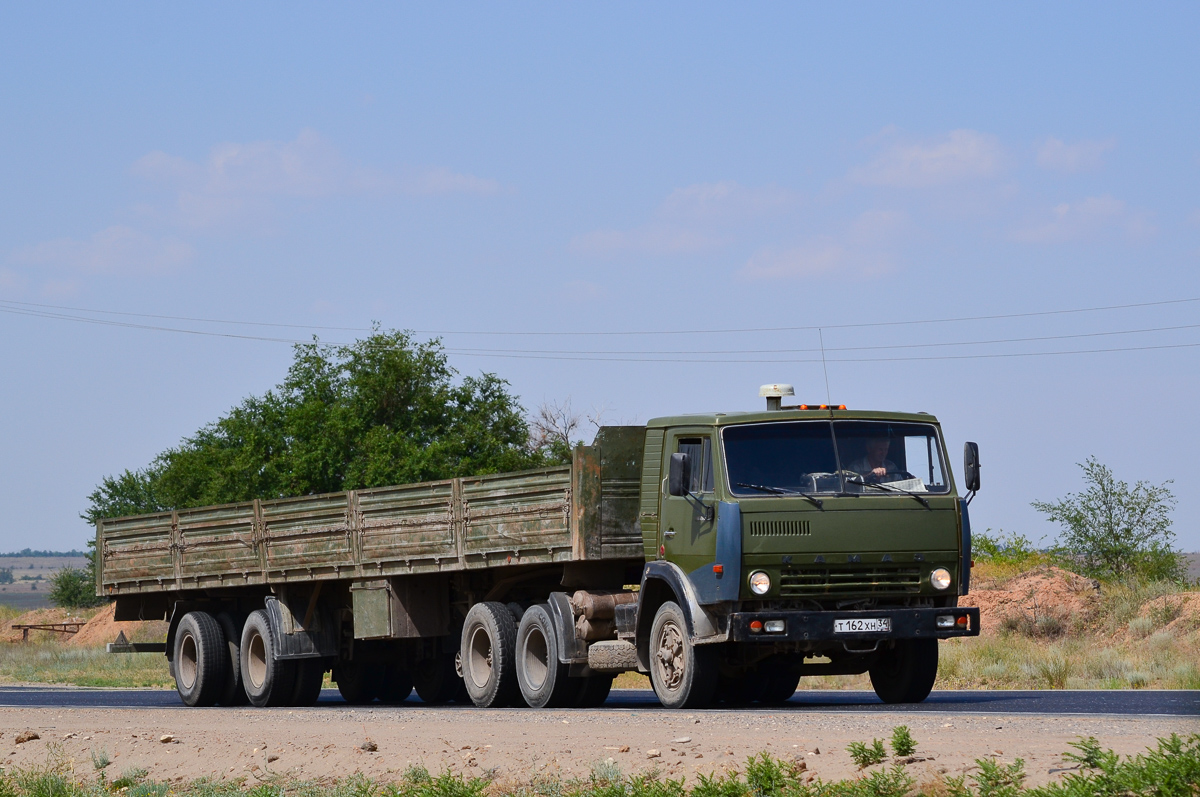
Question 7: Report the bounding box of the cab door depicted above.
[660,429,716,575]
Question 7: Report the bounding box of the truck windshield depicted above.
[722,420,950,497]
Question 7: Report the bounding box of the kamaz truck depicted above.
[97,385,982,709]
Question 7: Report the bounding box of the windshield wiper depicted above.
[735,482,824,509]
[843,476,931,509]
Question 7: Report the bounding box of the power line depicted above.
[2,294,1198,338]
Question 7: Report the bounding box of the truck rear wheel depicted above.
[515,605,572,708]
[173,611,228,707]
[571,674,614,707]
[869,639,938,704]
[215,612,248,706]
[333,662,379,704]
[240,609,296,707]
[649,601,717,709]
[290,659,326,706]
[461,601,519,708]
[413,652,461,704]
[379,665,414,704]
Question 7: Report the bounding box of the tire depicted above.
[290,659,326,706]
[378,664,414,704]
[173,611,228,707]
[515,605,573,708]
[715,671,765,706]
[461,601,519,708]
[869,639,938,704]
[215,612,248,706]
[240,609,297,707]
[648,601,717,709]
[572,674,614,708]
[757,656,801,705]
[413,650,462,704]
[333,662,380,704]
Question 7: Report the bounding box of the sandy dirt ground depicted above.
[2,701,1196,789]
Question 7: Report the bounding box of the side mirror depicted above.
[963,442,980,493]
[668,453,691,497]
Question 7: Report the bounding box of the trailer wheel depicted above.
[571,674,614,708]
[215,612,248,706]
[290,659,326,706]
[173,611,228,707]
[461,601,519,708]
[333,663,379,704]
[869,639,938,704]
[649,601,717,709]
[413,652,461,704]
[515,605,572,708]
[379,665,414,704]
[240,609,297,707]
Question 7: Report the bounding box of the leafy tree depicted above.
[49,567,104,608]
[1032,457,1184,583]
[0,567,12,584]
[83,330,560,528]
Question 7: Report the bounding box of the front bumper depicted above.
[728,606,980,642]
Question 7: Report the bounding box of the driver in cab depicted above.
[848,437,896,483]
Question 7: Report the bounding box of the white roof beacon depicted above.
[758,383,795,411]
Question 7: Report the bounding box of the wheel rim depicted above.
[522,627,549,690]
[653,619,685,692]
[178,632,198,690]
[466,625,494,689]
[247,630,267,689]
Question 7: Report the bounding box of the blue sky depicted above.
[2,4,1199,552]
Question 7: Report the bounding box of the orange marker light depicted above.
[749,620,763,633]
[713,564,724,575]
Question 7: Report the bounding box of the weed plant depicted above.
[2,733,1198,797]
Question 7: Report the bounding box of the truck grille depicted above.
[779,566,922,596]
[748,520,810,537]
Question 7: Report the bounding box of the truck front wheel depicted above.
[240,609,297,707]
[649,601,717,709]
[461,602,520,707]
[869,639,938,703]
[173,611,228,707]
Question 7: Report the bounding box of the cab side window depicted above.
[677,437,714,493]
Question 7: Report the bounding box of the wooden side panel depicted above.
[176,502,259,579]
[356,481,457,567]
[260,493,354,572]
[639,428,666,559]
[461,466,572,565]
[99,512,174,586]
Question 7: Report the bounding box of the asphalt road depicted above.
[2,686,1197,716]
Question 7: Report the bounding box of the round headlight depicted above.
[749,571,771,595]
[930,568,952,591]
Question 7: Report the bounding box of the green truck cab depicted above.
[629,391,979,707]
[97,387,981,710]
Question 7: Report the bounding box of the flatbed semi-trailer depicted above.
[98,388,982,709]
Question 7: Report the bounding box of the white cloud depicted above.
[571,181,791,256]
[848,209,908,242]
[408,167,501,196]
[1011,195,1155,244]
[737,241,892,281]
[570,225,725,256]
[13,226,195,275]
[657,181,797,221]
[851,129,1004,187]
[133,130,501,228]
[0,269,28,294]
[1036,137,1116,173]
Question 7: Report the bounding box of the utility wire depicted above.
[1,295,1198,338]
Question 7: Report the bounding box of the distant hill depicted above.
[0,549,87,557]
[1187,553,1200,582]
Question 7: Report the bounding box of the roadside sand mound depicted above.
[67,601,168,647]
[1139,592,1200,636]
[1,608,90,643]
[960,565,1098,635]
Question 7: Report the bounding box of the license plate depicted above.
[834,618,891,634]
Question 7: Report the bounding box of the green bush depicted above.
[846,739,887,769]
[48,567,104,609]
[890,726,917,757]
